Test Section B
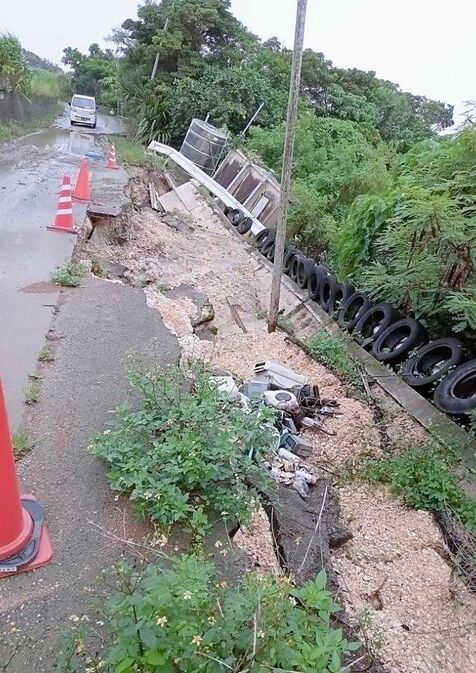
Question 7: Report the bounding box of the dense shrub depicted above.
[58,556,360,673]
[92,367,274,536]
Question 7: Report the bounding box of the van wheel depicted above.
[92,122,97,129]
[71,121,75,126]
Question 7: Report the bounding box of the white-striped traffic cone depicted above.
[107,143,119,170]
[47,176,78,234]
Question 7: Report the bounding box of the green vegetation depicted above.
[0,33,31,92]
[24,381,40,405]
[307,330,364,391]
[59,557,358,673]
[111,135,166,168]
[29,67,70,98]
[62,44,119,107]
[38,346,54,363]
[12,429,32,457]
[247,118,476,344]
[92,367,274,536]
[365,442,476,533]
[51,262,85,287]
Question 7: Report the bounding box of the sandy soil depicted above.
[82,181,476,673]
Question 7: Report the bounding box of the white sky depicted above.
[2,0,475,122]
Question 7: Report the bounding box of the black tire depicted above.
[265,242,276,261]
[296,257,314,289]
[371,318,428,364]
[283,246,297,274]
[331,282,355,315]
[319,273,338,312]
[228,209,244,226]
[433,359,476,415]
[255,228,271,250]
[353,302,400,348]
[402,338,464,389]
[261,230,276,256]
[337,291,373,333]
[289,251,304,283]
[308,264,328,300]
[224,206,231,217]
[237,217,252,235]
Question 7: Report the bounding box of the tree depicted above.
[62,44,119,106]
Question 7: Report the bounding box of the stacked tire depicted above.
[250,229,475,417]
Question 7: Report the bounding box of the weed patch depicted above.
[91,367,275,536]
[307,330,364,392]
[365,442,476,532]
[24,381,40,405]
[38,346,54,362]
[111,135,167,169]
[58,555,359,673]
[51,262,85,287]
[12,429,32,457]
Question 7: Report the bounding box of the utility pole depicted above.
[151,9,172,81]
[268,0,308,332]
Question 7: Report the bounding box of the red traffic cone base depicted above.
[0,380,53,579]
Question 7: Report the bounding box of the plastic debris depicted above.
[254,361,308,389]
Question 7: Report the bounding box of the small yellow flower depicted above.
[69,615,80,623]
[183,591,193,600]
[289,596,297,606]
[257,630,265,639]
[219,549,228,557]
[208,616,216,625]
[191,635,203,646]
[214,540,223,548]
[156,615,167,627]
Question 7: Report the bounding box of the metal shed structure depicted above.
[213,149,281,228]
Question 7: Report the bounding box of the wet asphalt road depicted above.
[0,109,127,427]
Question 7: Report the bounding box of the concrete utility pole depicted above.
[151,9,172,81]
[268,0,308,332]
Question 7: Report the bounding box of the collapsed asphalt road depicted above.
[0,109,127,427]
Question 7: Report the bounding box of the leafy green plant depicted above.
[307,330,364,391]
[51,262,85,288]
[91,367,275,535]
[365,442,476,532]
[24,381,40,405]
[38,346,54,362]
[58,555,360,673]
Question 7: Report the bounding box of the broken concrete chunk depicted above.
[191,299,215,327]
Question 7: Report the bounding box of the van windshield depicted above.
[72,96,95,110]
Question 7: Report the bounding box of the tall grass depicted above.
[29,68,70,99]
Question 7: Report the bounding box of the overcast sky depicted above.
[2,0,475,122]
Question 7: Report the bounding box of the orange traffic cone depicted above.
[107,143,119,170]
[72,159,91,202]
[0,378,53,577]
[47,175,78,233]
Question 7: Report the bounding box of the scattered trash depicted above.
[254,361,308,389]
[211,359,341,499]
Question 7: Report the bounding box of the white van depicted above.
[70,95,97,129]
